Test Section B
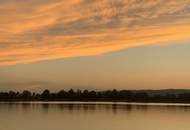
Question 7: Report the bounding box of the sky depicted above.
[0,0,190,91]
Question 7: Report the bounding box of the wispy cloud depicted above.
[0,0,190,65]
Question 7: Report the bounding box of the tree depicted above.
[21,90,32,100]
[41,89,50,100]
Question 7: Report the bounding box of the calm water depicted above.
[1,102,190,130]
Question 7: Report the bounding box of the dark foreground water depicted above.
[1,102,190,130]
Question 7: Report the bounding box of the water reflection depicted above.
[1,102,190,130]
[1,102,190,114]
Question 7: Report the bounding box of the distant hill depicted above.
[133,89,190,96]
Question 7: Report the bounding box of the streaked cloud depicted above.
[0,0,190,65]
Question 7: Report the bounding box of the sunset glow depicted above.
[0,0,190,90]
[0,0,190,65]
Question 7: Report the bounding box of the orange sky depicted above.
[0,0,190,90]
[0,0,190,65]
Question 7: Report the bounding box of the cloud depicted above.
[0,0,190,65]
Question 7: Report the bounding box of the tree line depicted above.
[1,89,190,103]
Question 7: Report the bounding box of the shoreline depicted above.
[1,101,190,107]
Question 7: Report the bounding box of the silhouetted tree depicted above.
[0,89,190,103]
[67,89,75,100]
[21,90,32,100]
[41,89,50,100]
[57,90,66,100]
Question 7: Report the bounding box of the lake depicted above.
[0,102,190,130]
